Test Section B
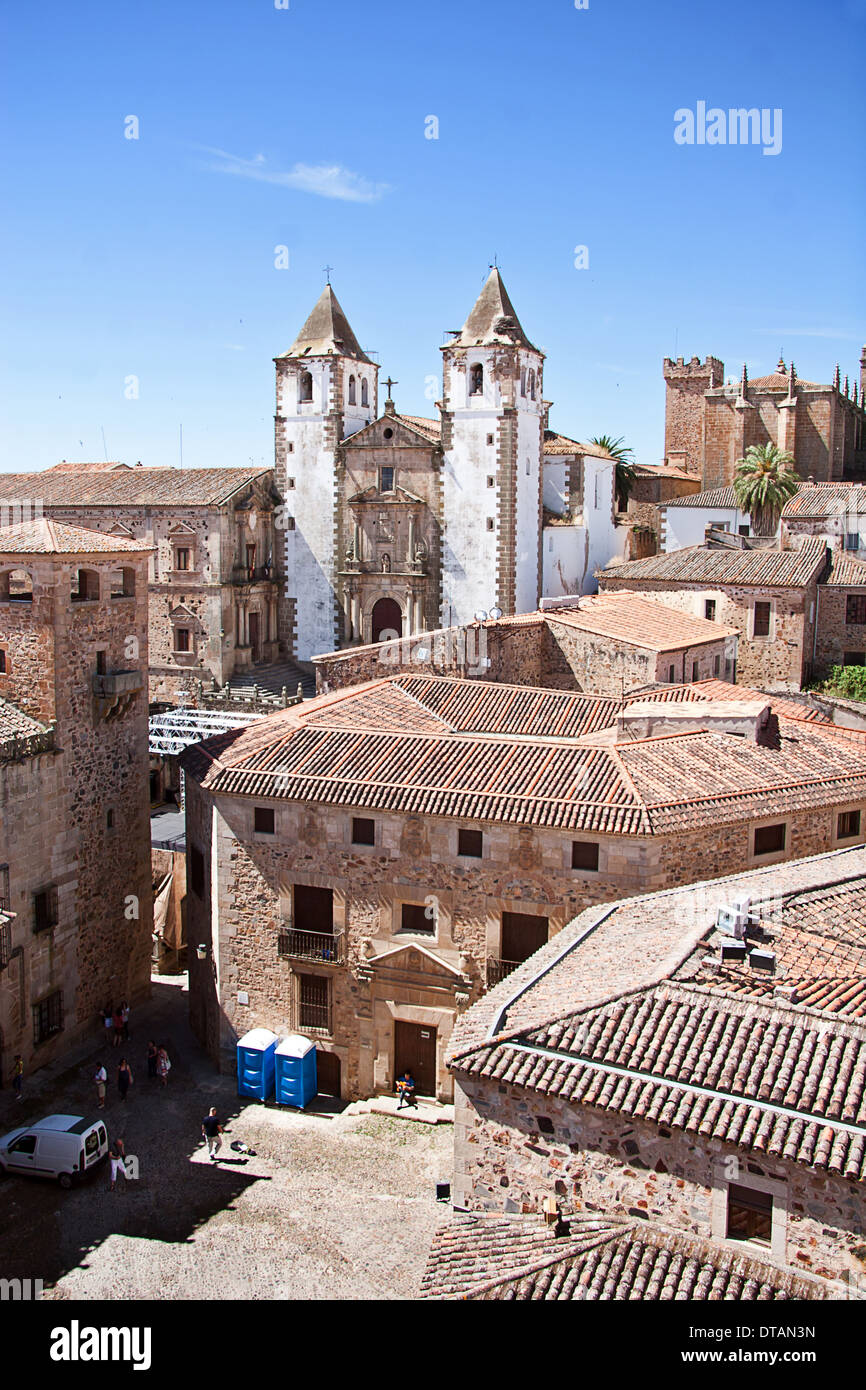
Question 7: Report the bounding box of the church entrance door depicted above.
[371,597,403,643]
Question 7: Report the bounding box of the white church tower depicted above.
[440,269,545,626]
[274,284,378,660]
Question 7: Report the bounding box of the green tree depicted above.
[733,443,800,537]
[589,435,636,512]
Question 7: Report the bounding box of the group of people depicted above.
[100,1003,131,1048]
[94,1041,171,1108]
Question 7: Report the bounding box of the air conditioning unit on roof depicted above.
[715,897,750,938]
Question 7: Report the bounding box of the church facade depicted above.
[275,270,622,662]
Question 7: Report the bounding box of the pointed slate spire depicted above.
[278,284,372,363]
[449,267,538,350]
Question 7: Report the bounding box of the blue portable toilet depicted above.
[274,1034,317,1110]
[236,1027,279,1101]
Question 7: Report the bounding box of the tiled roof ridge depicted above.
[445,1226,628,1301]
[652,977,866,1043]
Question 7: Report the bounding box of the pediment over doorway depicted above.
[364,942,465,982]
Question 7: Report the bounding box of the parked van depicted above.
[0,1114,108,1188]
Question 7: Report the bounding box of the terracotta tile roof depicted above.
[600,540,828,588]
[421,1213,828,1300]
[448,844,866,1058]
[0,467,273,508]
[543,595,738,652]
[782,484,866,521]
[825,551,866,587]
[748,372,819,390]
[46,461,130,473]
[662,486,742,509]
[0,698,50,742]
[635,464,699,480]
[542,431,605,457]
[183,675,866,836]
[457,978,866,1179]
[0,517,152,554]
[395,414,441,442]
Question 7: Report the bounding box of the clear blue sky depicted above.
[1,0,864,473]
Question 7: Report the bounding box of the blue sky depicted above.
[1,0,864,473]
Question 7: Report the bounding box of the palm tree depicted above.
[589,435,636,511]
[733,443,800,537]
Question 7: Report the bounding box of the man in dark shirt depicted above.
[396,1071,416,1109]
[201,1107,224,1160]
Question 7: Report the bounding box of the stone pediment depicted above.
[365,942,465,981]
[168,603,196,621]
[107,520,134,538]
[349,484,424,507]
[168,520,197,537]
[342,415,438,451]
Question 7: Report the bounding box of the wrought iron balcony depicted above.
[485,957,522,989]
[277,927,344,965]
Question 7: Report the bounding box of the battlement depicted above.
[663,355,725,387]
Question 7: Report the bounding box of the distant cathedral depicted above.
[274,269,619,661]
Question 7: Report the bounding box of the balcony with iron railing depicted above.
[277,926,344,965]
[485,957,523,989]
[231,563,274,586]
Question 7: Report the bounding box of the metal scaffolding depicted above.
[148,706,263,756]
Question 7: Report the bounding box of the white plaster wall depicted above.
[542,459,568,515]
[583,456,620,587]
[442,412,499,625]
[515,407,542,614]
[542,524,589,596]
[662,505,750,552]
[281,362,338,661]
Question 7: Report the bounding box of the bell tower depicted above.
[440,268,544,625]
[274,283,378,661]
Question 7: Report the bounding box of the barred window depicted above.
[33,990,63,1045]
[297,974,331,1033]
[33,886,58,934]
[846,595,866,625]
[0,917,10,971]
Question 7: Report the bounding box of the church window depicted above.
[361,379,369,407]
[528,368,536,400]
[520,368,526,396]
[287,478,295,489]
[287,443,294,453]
[469,364,484,395]
[348,375,356,405]
[299,371,313,403]
[380,467,395,492]
[486,518,495,531]
[383,427,394,440]
[487,434,494,446]
[487,476,495,488]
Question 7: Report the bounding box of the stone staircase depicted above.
[225,659,317,701]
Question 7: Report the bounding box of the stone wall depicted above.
[598,575,815,690]
[815,582,866,670]
[184,779,859,1100]
[539,617,730,697]
[452,1075,865,1285]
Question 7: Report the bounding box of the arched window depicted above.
[0,568,33,602]
[361,378,369,407]
[299,371,313,403]
[528,368,536,400]
[469,364,484,396]
[520,367,527,396]
[348,374,356,405]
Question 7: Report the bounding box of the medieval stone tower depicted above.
[274,285,379,661]
[440,269,545,624]
[0,519,153,1077]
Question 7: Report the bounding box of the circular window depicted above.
[383,427,393,439]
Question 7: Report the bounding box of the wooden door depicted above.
[394,1021,437,1098]
[248,611,261,662]
[315,1049,341,1098]
[501,911,549,965]
[294,885,333,934]
[371,597,403,643]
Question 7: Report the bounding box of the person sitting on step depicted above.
[395,1070,416,1109]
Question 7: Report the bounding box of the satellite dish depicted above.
[474,610,488,622]
[488,606,502,621]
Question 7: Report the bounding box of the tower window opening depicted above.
[299,371,313,403]
[361,379,369,407]
[469,364,484,396]
[348,375,356,405]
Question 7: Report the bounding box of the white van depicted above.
[0,1114,108,1188]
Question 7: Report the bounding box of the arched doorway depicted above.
[371,597,403,643]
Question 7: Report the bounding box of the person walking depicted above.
[120,1001,130,1043]
[201,1108,224,1160]
[12,1055,23,1102]
[94,1063,107,1110]
[112,1006,124,1048]
[117,1058,133,1103]
[156,1046,171,1088]
[146,1040,158,1081]
[109,1137,129,1191]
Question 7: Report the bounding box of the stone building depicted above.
[0,464,282,703]
[276,272,625,661]
[663,350,866,487]
[660,484,756,552]
[0,518,153,1083]
[182,673,866,1103]
[781,482,866,560]
[446,844,866,1290]
[598,540,829,690]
